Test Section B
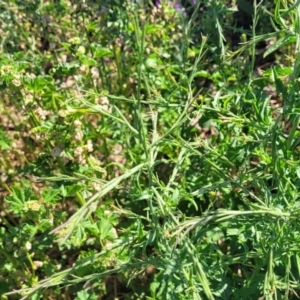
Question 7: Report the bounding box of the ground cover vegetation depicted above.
[1,0,300,299]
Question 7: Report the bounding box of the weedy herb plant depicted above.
[1,0,300,299]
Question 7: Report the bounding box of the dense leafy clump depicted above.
[1,0,300,299]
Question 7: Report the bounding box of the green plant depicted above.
[2,0,300,299]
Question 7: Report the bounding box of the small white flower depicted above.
[33,261,43,269]
[74,146,84,157]
[74,130,83,141]
[25,241,32,251]
[74,120,82,127]
[51,147,62,157]
[91,67,99,79]
[87,140,93,152]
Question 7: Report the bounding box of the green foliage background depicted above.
[1,0,300,299]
